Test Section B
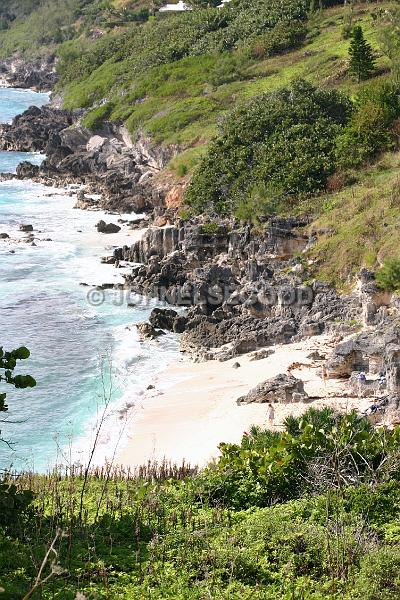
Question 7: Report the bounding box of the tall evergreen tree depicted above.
[348,25,375,82]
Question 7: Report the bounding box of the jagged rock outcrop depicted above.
[237,374,308,404]
[149,308,179,331]
[0,106,73,152]
[358,268,392,326]
[96,220,121,234]
[16,162,40,179]
[118,218,311,267]
[1,107,171,213]
[326,324,400,383]
[117,218,361,360]
[386,345,400,406]
[0,55,58,91]
[136,322,166,340]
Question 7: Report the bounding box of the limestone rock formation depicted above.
[237,374,308,404]
[96,220,121,234]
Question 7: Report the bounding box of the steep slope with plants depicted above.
[46,1,398,285]
[2,409,400,599]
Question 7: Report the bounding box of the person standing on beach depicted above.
[322,364,327,384]
[267,403,275,429]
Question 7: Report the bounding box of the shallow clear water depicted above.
[0,88,179,471]
[0,87,48,123]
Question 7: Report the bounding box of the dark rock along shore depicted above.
[1,99,399,416]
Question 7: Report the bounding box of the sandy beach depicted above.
[117,334,374,469]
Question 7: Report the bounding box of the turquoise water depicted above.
[0,88,179,471]
[0,87,48,123]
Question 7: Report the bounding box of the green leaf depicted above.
[13,347,30,360]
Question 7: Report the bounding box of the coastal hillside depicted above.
[1,0,400,283]
[1,1,400,599]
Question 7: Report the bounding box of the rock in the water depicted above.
[137,322,166,341]
[0,106,73,152]
[237,373,307,404]
[96,220,121,234]
[0,233,9,239]
[16,161,40,179]
[19,224,33,233]
[101,256,116,265]
[74,190,99,210]
[149,308,178,331]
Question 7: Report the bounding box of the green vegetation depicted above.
[0,0,152,58]
[308,151,400,286]
[3,2,400,597]
[376,257,400,292]
[186,80,352,215]
[336,79,400,168]
[348,25,375,82]
[1,409,400,598]
[0,346,36,416]
[0,2,397,280]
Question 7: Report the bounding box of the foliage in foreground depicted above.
[1,409,400,598]
[0,346,35,414]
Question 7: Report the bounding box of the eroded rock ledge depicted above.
[0,55,58,91]
[0,105,176,213]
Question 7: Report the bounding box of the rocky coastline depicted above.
[1,100,400,424]
[0,55,58,92]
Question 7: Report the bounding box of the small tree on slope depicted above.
[349,25,375,82]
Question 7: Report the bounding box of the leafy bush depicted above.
[197,408,400,509]
[336,81,400,167]
[199,222,223,235]
[353,548,400,599]
[247,19,307,60]
[0,483,33,527]
[58,0,311,91]
[186,80,352,217]
[82,101,114,130]
[376,257,400,293]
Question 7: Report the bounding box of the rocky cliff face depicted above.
[0,55,58,91]
[0,106,73,152]
[114,216,362,361]
[0,106,171,213]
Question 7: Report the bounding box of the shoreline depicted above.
[116,334,374,469]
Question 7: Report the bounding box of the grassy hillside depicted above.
[0,0,152,58]
[58,3,388,148]
[308,151,400,288]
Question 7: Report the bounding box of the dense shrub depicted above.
[336,81,400,167]
[353,548,400,599]
[58,0,311,89]
[247,19,307,60]
[0,410,399,598]
[197,408,400,509]
[186,80,352,216]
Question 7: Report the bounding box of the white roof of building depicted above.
[158,0,231,12]
[159,1,191,12]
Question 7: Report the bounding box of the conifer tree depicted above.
[349,25,375,82]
